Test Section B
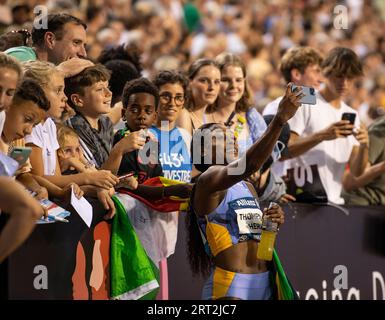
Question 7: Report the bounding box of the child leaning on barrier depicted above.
[23,61,121,219]
[105,77,193,199]
[57,124,96,175]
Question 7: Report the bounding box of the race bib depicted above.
[229,197,263,242]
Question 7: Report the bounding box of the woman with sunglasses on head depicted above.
[177,58,221,136]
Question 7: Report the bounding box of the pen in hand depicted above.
[118,172,135,180]
[41,215,69,223]
[50,215,69,223]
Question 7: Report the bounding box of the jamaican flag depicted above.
[117,176,189,212]
[271,249,299,300]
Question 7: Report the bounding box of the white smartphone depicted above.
[291,85,317,105]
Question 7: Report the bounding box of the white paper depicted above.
[71,186,93,227]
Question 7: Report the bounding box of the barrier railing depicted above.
[2,202,385,300]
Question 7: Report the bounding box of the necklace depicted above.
[212,110,232,126]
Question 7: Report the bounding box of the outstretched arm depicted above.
[130,183,193,200]
[198,84,303,194]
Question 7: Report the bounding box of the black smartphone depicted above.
[341,112,356,125]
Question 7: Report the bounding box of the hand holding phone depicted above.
[9,147,32,165]
[291,85,317,105]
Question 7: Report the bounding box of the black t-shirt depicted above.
[113,127,163,184]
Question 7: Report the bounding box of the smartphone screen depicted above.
[9,147,32,165]
[341,112,356,125]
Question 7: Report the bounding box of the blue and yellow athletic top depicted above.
[197,181,264,257]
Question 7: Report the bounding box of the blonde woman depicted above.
[207,53,268,155]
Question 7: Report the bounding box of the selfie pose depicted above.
[186,83,302,300]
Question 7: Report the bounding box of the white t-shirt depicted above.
[25,118,59,176]
[262,96,282,117]
[262,97,287,177]
[286,92,360,204]
[0,111,5,137]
